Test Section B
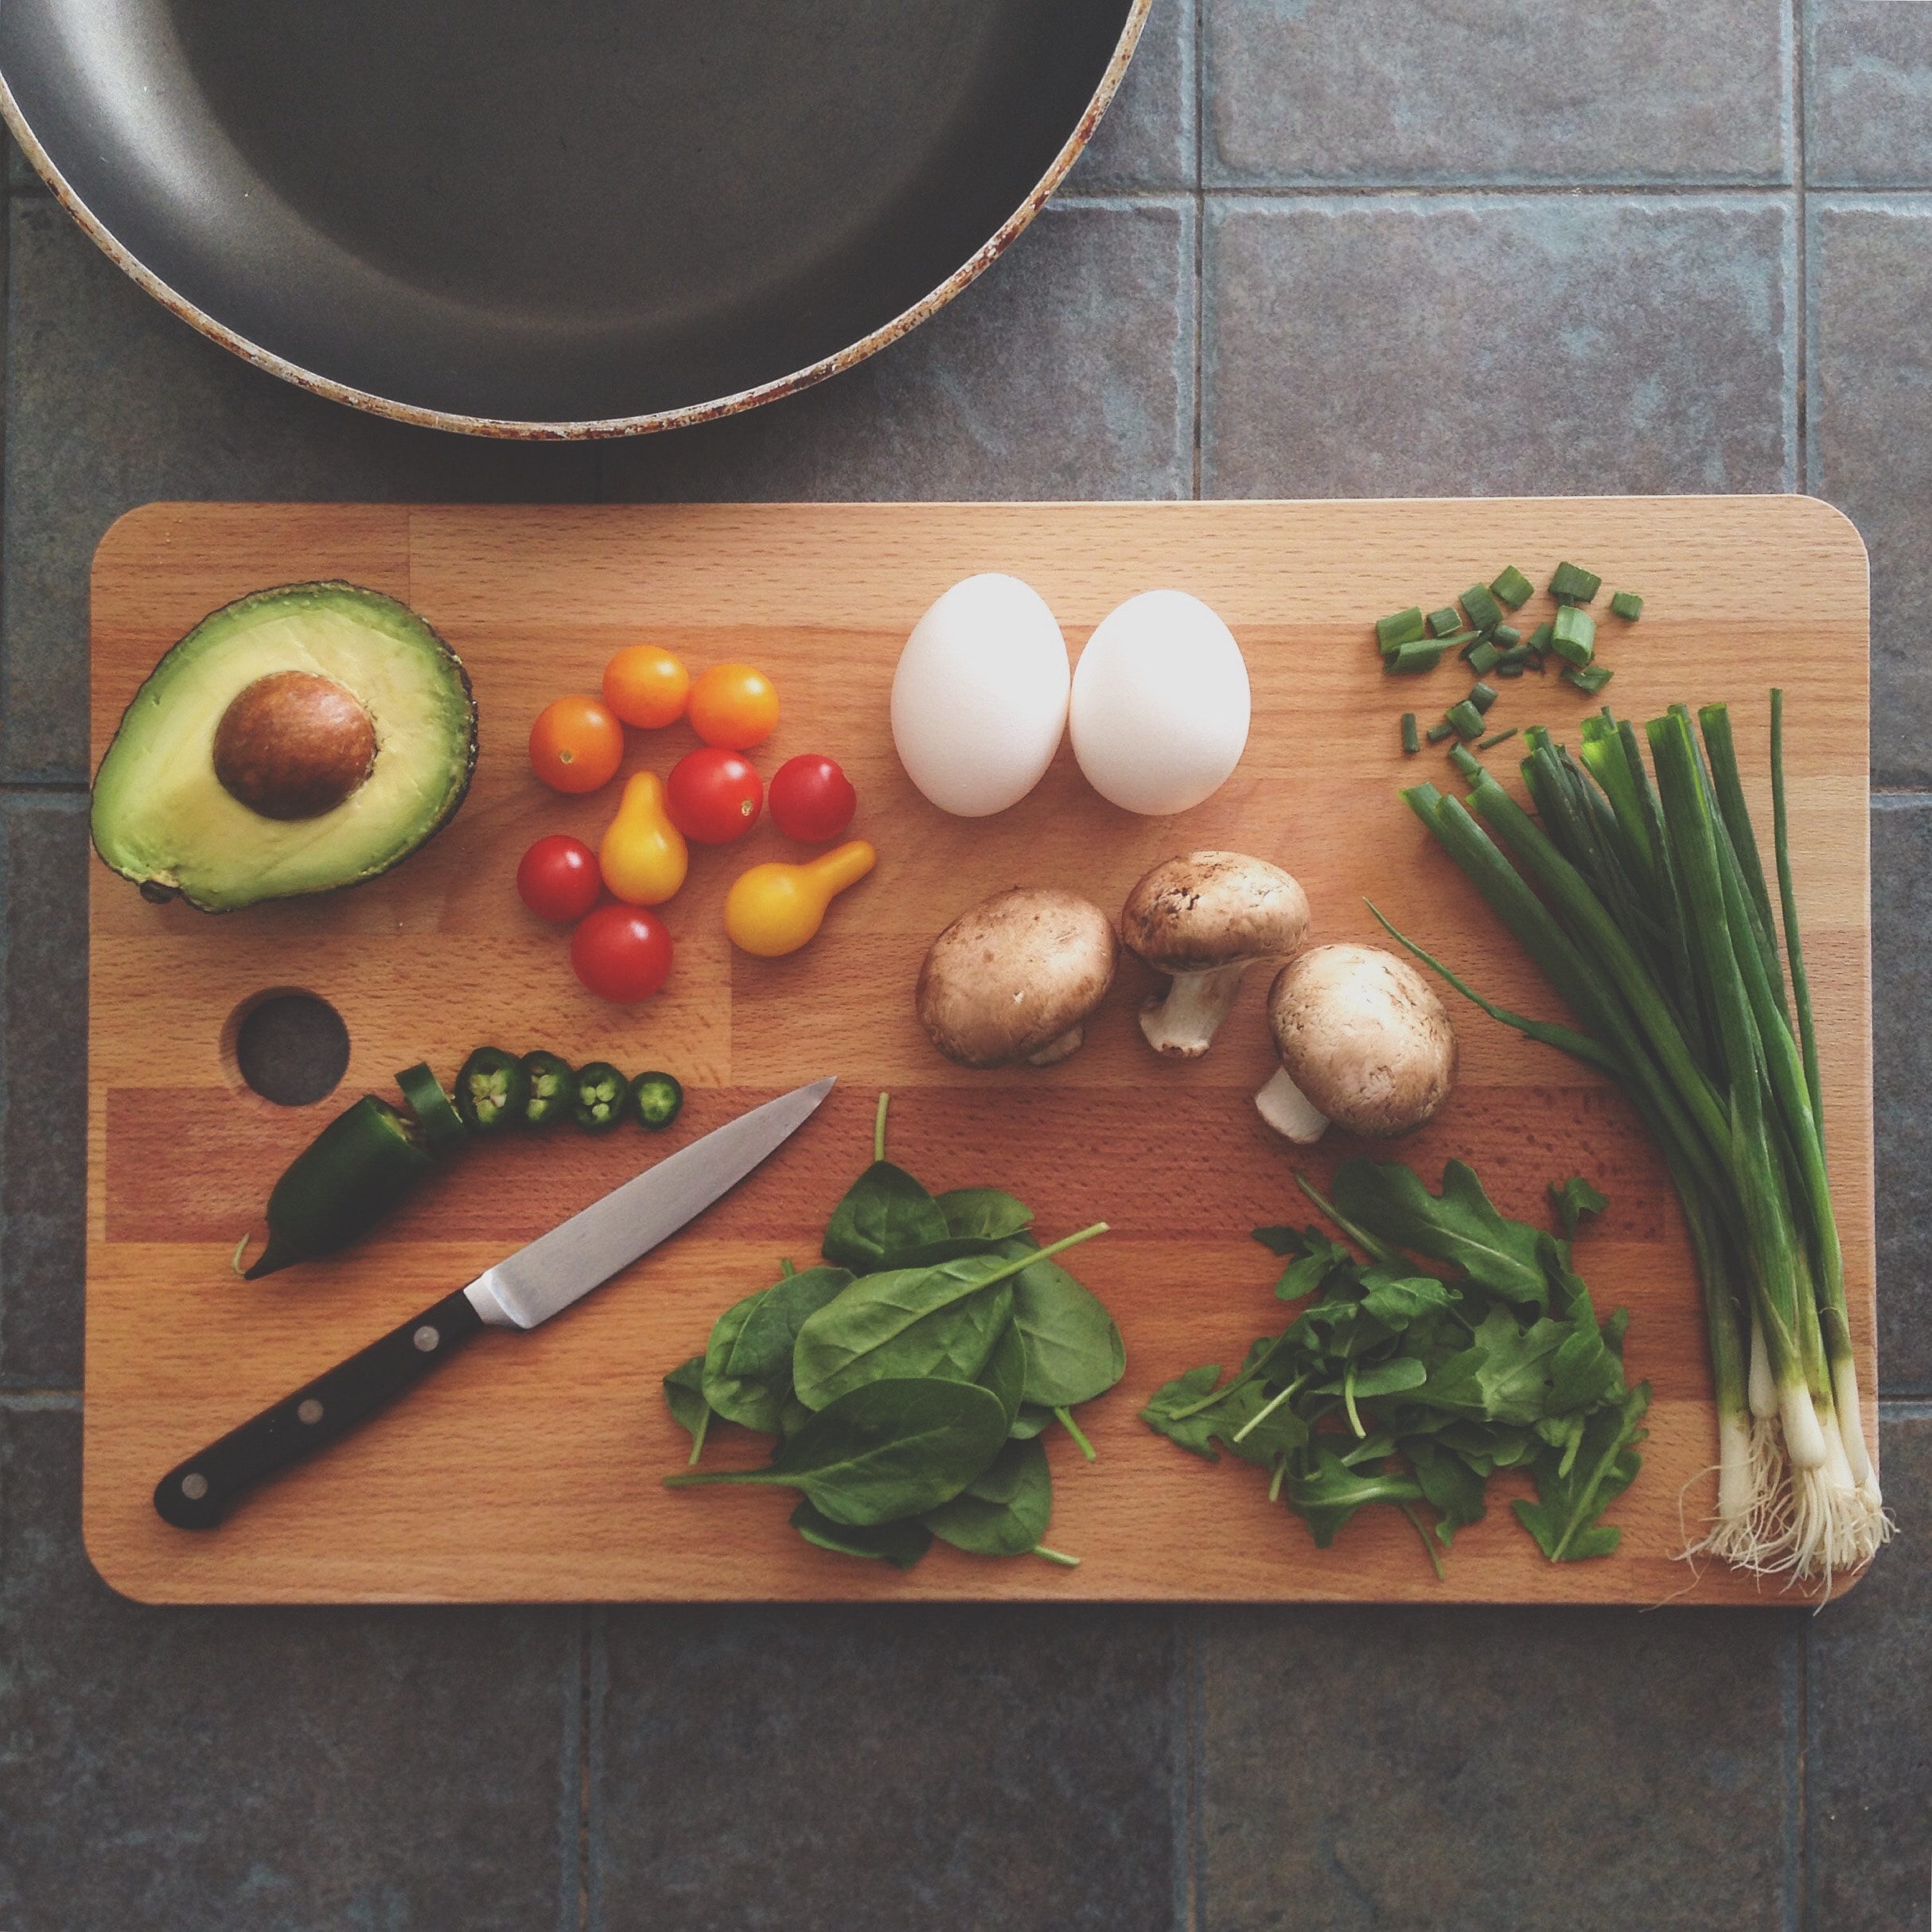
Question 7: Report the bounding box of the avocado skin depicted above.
[91,581,478,913]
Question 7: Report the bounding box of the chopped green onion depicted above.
[1490,565,1534,609]
[1562,664,1612,695]
[1459,584,1504,633]
[1468,681,1499,715]
[1425,719,1455,745]
[1437,629,1482,656]
[1384,639,1446,674]
[1467,640,1501,676]
[1428,606,1462,637]
[1609,590,1643,621]
[1446,699,1485,740]
[1493,660,1526,679]
[1493,625,1522,649]
[1525,621,1554,655]
[1377,606,1427,649]
[1497,643,1538,669]
[1478,727,1519,752]
[1400,711,1420,755]
[1550,606,1596,666]
[1548,561,1601,604]
[1448,742,1483,780]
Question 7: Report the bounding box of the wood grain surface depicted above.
[84,498,1874,1604]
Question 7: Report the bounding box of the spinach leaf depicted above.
[1332,1159,1548,1310]
[1548,1174,1607,1239]
[792,1262,1017,1411]
[1002,1238,1126,1408]
[662,1355,713,1465]
[921,1436,1053,1557]
[1009,1403,1054,1440]
[977,1319,1026,1433]
[936,1188,1034,1241]
[664,1377,1009,1525]
[789,1499,932,1570]
[821,1161,950,1272]
[702,1266,853,1433]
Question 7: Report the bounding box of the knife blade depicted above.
[153,1075,835,1530]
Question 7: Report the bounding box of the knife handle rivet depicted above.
[413,1326,440,1353]
[298,1399,325,1425]
[180,1473,208,1501]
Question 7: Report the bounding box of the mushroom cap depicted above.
[917,887,1119,1068]
[1265,943,1456,1136]
[1120,851,1311,974]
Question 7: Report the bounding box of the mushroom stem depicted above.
[1255,1065,1330,1143]
[1139,963,1252,1058]
[1026,1024,1086,1068]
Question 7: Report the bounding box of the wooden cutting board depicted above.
[84,498,1874,1604]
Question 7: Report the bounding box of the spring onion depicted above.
[1469,681,1499,715]
[1549,561,1602,604]
[1551,606,1595,666]
[1426,719,1455,745]
[1468,640,1502,676]
[1377,606,1427,650]
[1385,640,1447,675]
[1401,712,1420,755]
[1490,565,1534,609]
[1460,583,1505,633]
[1564,664,1614,695]
[1494,624,1522,649]
[1478,727,1519,752]
[1525,621,1553,656]
[1385,700,1887,1583]
[1610,590,1643,621]
[1428,606,1462,637]
[1446,700,1486,740]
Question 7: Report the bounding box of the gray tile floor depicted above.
[2,1,1928,1923]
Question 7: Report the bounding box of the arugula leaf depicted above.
[1548,1174,1608,1239]
[1513,1384,1650,1560]
[821,1160,950,1272]
[1280,1447,1425,1547]
[666,1377,1010,1526]
[1332,1159,1549,1310]
[789,1500,932,1569]
[921,1436,1053,1556]
[1139,1358,1309,1469]
[1404,1437,1488,1544]
[662,1356,713,1465]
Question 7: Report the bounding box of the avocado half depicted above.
[91,582,477,912]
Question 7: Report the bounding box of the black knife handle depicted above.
[153,1287,487,1529]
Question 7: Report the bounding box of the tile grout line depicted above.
[1792,0,1809,494]
[1190,0,1203,504]
[576,1610,594,1932]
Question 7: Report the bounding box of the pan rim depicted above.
[0,0,1151,441]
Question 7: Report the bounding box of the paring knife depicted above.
[154,1075,835,1530]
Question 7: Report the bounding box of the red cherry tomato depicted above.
[571,904,673,1002]
[665,746,763,844]
[516,835,602,923]
[767,754,857,843]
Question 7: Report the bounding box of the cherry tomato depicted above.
[530,694,625,794]
[516,834,602,923]
[768,754,857,843]
[602,645,690,730]
[571,903,673,1002]
[665,746,763,844]
[687,663,779,750]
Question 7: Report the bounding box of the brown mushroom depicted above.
[1256,942,1457,1142]
[1120,851,1311,1058]
[917,887,1118,1068]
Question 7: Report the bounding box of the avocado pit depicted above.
[213,671,376,820]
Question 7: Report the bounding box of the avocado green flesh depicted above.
[91,582,476,912]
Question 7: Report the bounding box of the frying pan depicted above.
[0,1,1147,436]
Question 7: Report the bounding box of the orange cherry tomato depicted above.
[687,663,779,750]
[529,695,625,794]
[602,645,690,730]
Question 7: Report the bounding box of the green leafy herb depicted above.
[662,1356,712,1467]
[921,1436,1058,1559]
[790,1499,933,1569]
[1549,1174,1608,1238]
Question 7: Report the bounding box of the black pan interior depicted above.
[2,0,1135,425]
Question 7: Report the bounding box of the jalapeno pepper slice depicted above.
[454,1046,531,1135]
[395,1061,466,1155]
[572,1061,629,1134]
[630,1070,684,1131]
[520,1050,575,1130]
[245,1096,434,1280]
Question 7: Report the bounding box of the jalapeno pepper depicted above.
[244,1097,435,1280]
[454,1047,530,1135]
[572,1061,629,1133]
[395,1061,466,1155]
[520,1050,575,1129]
[630,1069,684,1131]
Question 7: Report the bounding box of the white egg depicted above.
[891,573,1070,817]
[1069,590,1250,815]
